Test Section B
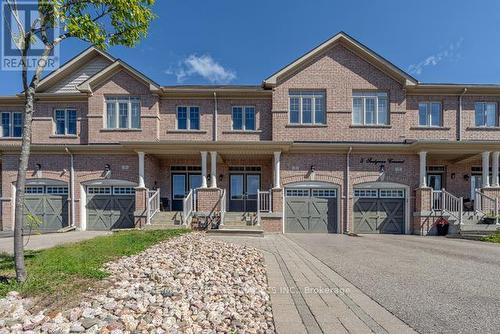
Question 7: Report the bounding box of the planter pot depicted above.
[481,217,497,225]
[436,224,449,236]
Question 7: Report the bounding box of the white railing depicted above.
[146,189,160,225]
[431,190,443,211]
[257,189,272,225]
[182,189,194,226]
[220,189,226,226]
[475,190,499,221]
[438,188,463,224]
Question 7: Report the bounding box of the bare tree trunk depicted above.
[13,87,35,283]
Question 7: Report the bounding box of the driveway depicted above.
[286,234,500,334]
[0,231,110,254]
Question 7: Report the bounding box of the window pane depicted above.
[290,97,300,123]
[189,107,200,130]
[475,103,484,126]
[431,103,441,127]
[55,110,65,135]
[245,107,255,130]
[67,110,77,135]
[118,102,128,128]
[131,101,141,129]
[1,113,10,137]
[314,96,325,124]
[485,103,497,127]
[302,97,312,123]
[418,103,428,126]
[177,107,187,129]
[232,107,243,130]
[12,113,22,137]
[353,98,363,124]
[106,102,116,128]
[377,97,388,125]
[365,98,376,124]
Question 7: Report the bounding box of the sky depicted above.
[1,0,500,94]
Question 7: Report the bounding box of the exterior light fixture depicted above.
[379,164,385,174]
[219,174,224,182]
[310,165,316,173]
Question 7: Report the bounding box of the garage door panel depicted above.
[23,195,68,231]
[87,193,135,230]
[285,190,337,233]
[354,193,405,234]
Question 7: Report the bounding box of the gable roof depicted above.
[263,31,418,88]
[37,47,115,92]
[77,59,161,94]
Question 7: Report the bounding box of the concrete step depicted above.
[150,211,183,224]
[221,224,262,230]
[206,228,264,237]
[459,224,500,232]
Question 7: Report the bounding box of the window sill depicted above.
[166,129,207,134]
[0,137,21,140]
[349,125,392,129]
[410,126,451,130]
[49,135,79,139]
[100,128,142,132]
[222,130,262,134]
[286,124,328,128]
[466,127,500,131]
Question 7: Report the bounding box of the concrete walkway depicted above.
[0,231,110,254]
[211,234,416,334]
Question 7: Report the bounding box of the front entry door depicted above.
[171,173,201,211]
[229,173,261,212]
[427,174,442,191]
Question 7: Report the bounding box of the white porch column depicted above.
[482,151,491,188]
[138,151,145,188]
[492,152,500,187]
[273,151,281,189]
[201,151,208,188]
[419,151,427,187]
[210,151,217,188]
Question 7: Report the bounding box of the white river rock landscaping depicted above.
[0,233,275,333]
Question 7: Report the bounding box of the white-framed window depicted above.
[379,189,405,198]
[54,109,77,135]
[105,97,141,129]
[418,102,442,127]
[1,112,23,138]
[352,92,388,126]
[354,189,379,198]
[232,106,256,130]
[312,189,337,198]
[87,186,112,195]
[46,186,69,195]
[289,91,326,125]
[475,102,497,127]
[113,187,135,195]
[286,189,310,197]
[177,106,200,130]
[25,186,45,194]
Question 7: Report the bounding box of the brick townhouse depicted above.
[1,31,500,235]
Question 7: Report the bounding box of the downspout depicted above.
[65,147,76,228]
[213,92,218,141]
[344,146,353,234]
[458,88,467,141]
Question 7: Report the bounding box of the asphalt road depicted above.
[286,234,500,334]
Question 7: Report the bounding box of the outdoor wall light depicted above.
[451,173,456,179]
[310,165,316,173]
[379,164,385,174]
[219,174,224,182]
[35,163,42,171]
[464,174,470,181]
[103,164,111,179]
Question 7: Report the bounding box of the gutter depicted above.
[344,146,352,234]
[458,88,467,141]
[65,147,76,228]
[213,92,218,141]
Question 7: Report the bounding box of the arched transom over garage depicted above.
[284,181,339,233]
[352,181,410,234]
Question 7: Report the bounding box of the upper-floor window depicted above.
[418,102,442,127]
[54,109,77,135]
[289,91,325,125]
[352,92,388,126]
[177,106,200,130]
[232,106,256,131]
[475,102,497,127]
[106,97,141,129]
[1,112,23,138]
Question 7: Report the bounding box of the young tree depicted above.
[4,0,156,283]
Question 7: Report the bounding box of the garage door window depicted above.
[354,189,378,198]
[26,186,44,194]
[379,189,405,198]
[88,187,112,195]
[46,186,69,195]
[286,189,310,197]
[26,186,68,195]
[113,187,135,195]
[312,189,337,198]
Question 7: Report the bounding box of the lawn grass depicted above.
[0,229,189,304]
[481,232,500,243]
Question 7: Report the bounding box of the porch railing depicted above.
[433,188,463,224]
[475,190,499,222]
[182,189,194,225]
[220,189,226,226]
[257,189,272,225]
[146,189,160,225]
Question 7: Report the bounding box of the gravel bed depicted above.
[0,233,274,333]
